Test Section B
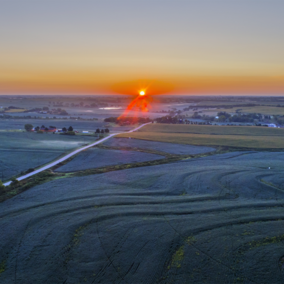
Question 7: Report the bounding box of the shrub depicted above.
[104,117,117,123]
[24,124,33,132]
[10,177,19,187]
[59,110,68,115]
[0,180,5,192]
[60,131,75,135]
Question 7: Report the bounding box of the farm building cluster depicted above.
[31,125,74,133]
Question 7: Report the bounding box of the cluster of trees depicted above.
[24,124,74,133]
[24,124,34,131]
[33,125,57,131]
[216,112,262,123]
[104,117,118,123]
[216,112,231,122]
[24,107,68,115]
[190,112,215,121]
[156,115,213,125]
[54,108,68,115]
[95,128,109,134]
[184,120,212,125]
[0,114,33,120]
[156,115,183,124]
[191,112,203,119]
[4,106,23,110]
[61,126,73,132]
[104,117,151,125]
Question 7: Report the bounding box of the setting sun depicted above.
[139,91,145,96]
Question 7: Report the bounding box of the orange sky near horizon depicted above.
[1,71,283,95]
[1,1,284,96]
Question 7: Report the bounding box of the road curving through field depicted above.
[3,123,151,186]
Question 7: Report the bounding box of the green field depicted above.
[117,123,284,148]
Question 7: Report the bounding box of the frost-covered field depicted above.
[1,151,284,283]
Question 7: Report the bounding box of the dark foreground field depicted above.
[1,151,284,283]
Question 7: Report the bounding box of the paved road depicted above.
[3,123,150,186]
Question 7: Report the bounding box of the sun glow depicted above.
[114,79,174,122]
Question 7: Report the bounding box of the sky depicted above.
[0,0,283,95]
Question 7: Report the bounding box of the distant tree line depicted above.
[216,112,262,123]
[22,107,68,115]
[104,117,151,125]
[156,115,182,124]
[0,114,40,120]
[24,124,75,134]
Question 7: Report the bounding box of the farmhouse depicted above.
[41,126,57,132]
